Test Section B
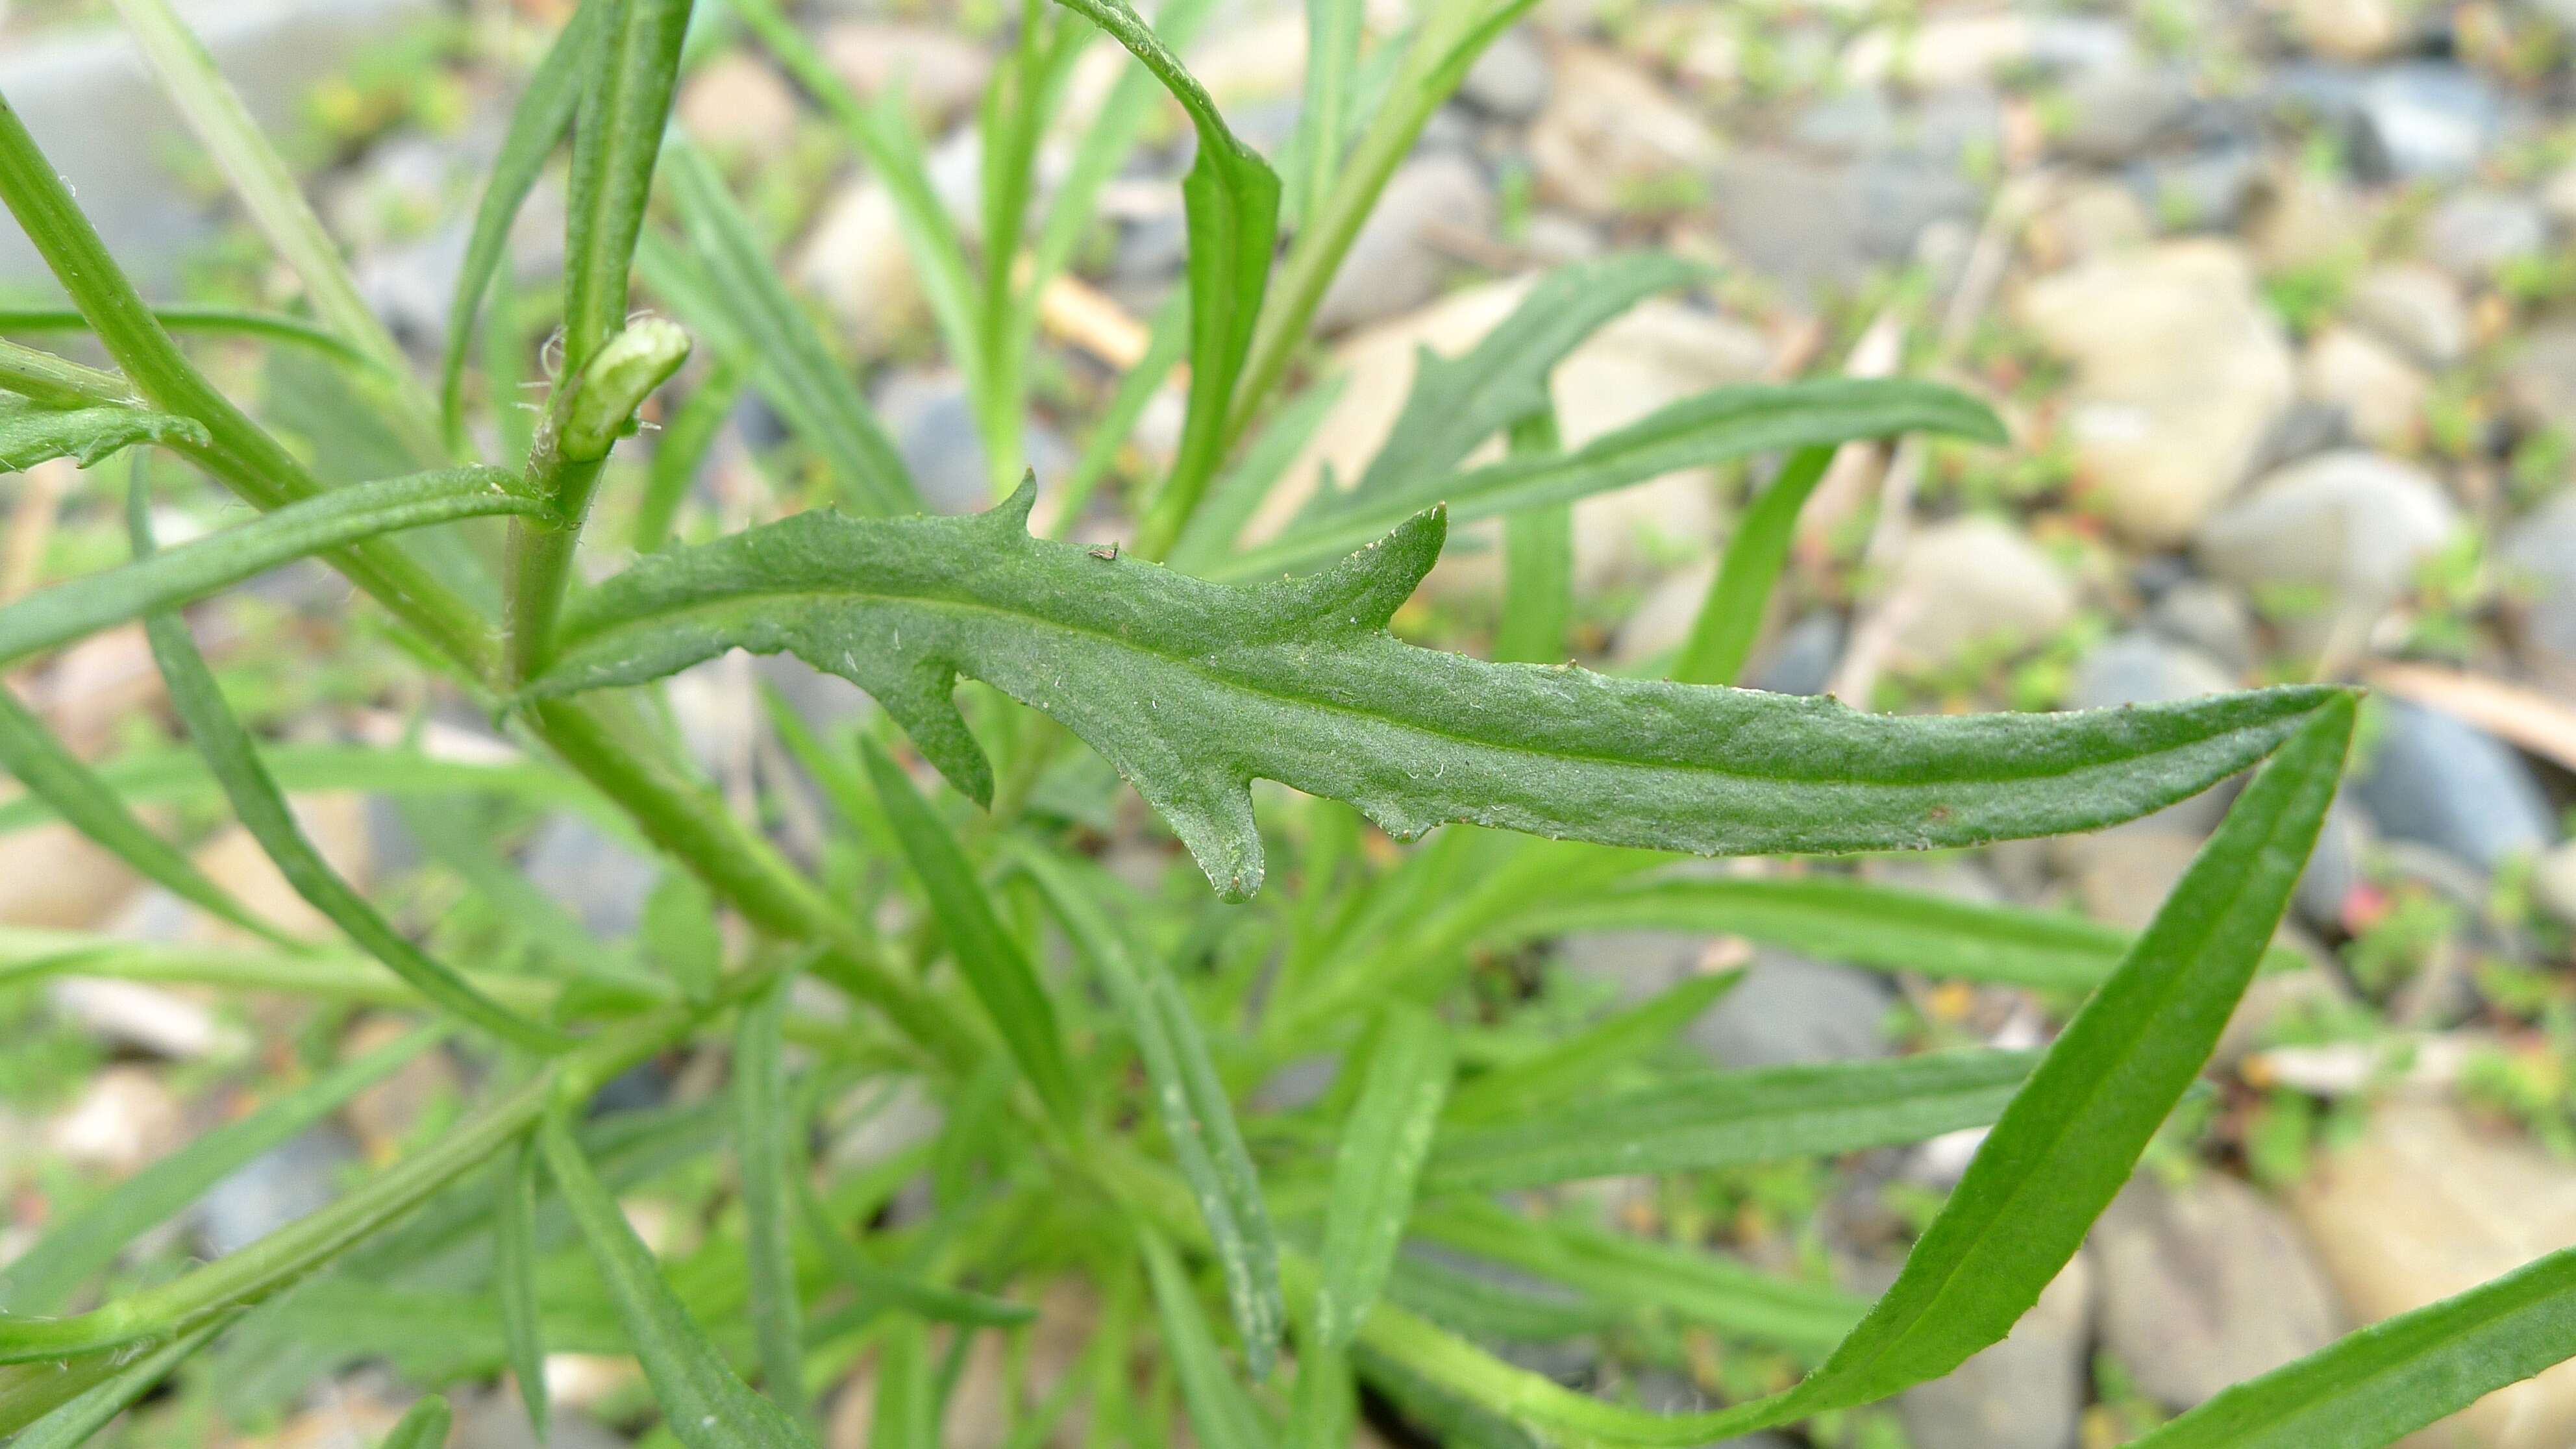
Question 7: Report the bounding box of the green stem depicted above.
[1224,0,1536,449]
[0,337,133,408]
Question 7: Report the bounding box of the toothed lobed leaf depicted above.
[525,484,2344,899]
[0,394,208,470]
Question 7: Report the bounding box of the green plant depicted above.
[0,3,2557,1448]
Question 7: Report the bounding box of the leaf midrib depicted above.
[558,583,2304,795]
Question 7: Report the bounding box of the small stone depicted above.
[793,177,927,358]
[2505,491,2576,689]
[340,1013,461,1158]
[1460,25,1550,119]
[874,370,1076,516]
[2016,240,2296,544]
[2505,323,2576,432]
[2068,630,2238,712]
[818,21,990,129]
[2296,797,2378,930]
[2053,68,2197,164]
[1688,950,1897,1068]
[2092,1172,2344,1411]
[197,1125,360,1256]
[1313,153,1497,334]
[1882,516,2079,672]
[2545,163,2576,231]
[2351,700,2557,872]
[2025,179,2153,266]
[2291,0,2409,60]
[2145,578,2260,672]
[1748,611,1846,696]
[1528,45,1723,217]
[2422,188,2548,282]
[2070,830,2204,930]
[2137,140,2265,233]
[676,53,799,160]
[523,815,659,939]
[1898,1255,2092,1449]
[2251,168,2372,272]
[1844,13,2131,88]
[452,1388,628,1449]
[0,821,135,929]
[2300,324,2427,449]
[2196,449,2462,640]
[2352,63,2503,182]
[2294,1099,2576,1446]
[1707,149,1981,295]
[48,1065,183,1174]
[2534,842,2576,928]
[2344,262,2469,367]
[47,979,242,1061]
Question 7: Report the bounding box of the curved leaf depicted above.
[1317,1006,1453,1348]
[380,1394,453,1449]
[562,0,694,375]
[1348,253,1707,501]
[0,394,206,470]
[525,484,2342,900]
[442,0,604,443]
[1216,377,2004,582]
[1053,0,1282,556]
[1422,1049,2036,1195]
[2134,1244,2576,1449]
[0,304,375,368]
[0,467,543,667]
[1672,442,1832,685]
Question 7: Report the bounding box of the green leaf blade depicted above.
[861,741,1080,1126]
[1141,1228,1276,1449]
[0,395,206,471]
[2133,1245,2576,1449]
[0,467,543,668]
[496,1135,551,1443]
[1672,442,1833,686]
[1220,377,2005,582]
[562,0,695,375]
[734,976,808,1428]
[380,1394,454,1449]
[1317,1006,1453,1349]
[1422,1049,2036,1196]
[539,1109,814,1448]
[526,487,2343,901]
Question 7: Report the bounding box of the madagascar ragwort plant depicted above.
[0,1,2560,1446]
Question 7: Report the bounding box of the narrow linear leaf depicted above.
[1493,408,1570,664]
[1356,693,2356,1444]
[1053,0,1282,556]
[0,467,542,667]
[1785,695,2354,1405]
[0,1025,443,1314]
[0,336,129,410]
[1169,369,1346,569]
[2133,1243,2576,1449]
[658,140,918,515]
[539,1108,814,1448]
[379,1394,453,1449]
[870,1318,936,1449]
[443,0,604,443]
[1021,847,1285,1374]
[1384,1248,1622,1343]
[0,743,617,840]
[732,0,983,391]
[1292,0,1363,227]
[791,1169,1035,1330]
[7,1313,231,1449]
[525,482,2344,901]
[1424,1049,2033,1196]
[1140,1228,1276,1448]
[130,500,571,1052]
[495,1135,551,1443]
[1442,971,1739,1126]
[0,393,206,471]
[1480,874,2312,992]
[734,976,808,1428]
[1672,443,1833,686]
[1220,377,2005,582]
[1317,1006,1453,1349]
[0,304,373,369]
[1413,1200,1862,1355]
[0,685,288,946]
[106,0,443,460]
[1349,253,1705,500]
[1288,1338,1356,1449]
[634,360,742,552]
[562,0,695,373]
[1029,0,1218,293]
[861,741,1080,1126]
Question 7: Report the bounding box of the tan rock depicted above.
[339,1013,462,1159]
[819,22,989,130]
[2290,0,2408,61]
[188,793,373,943]
[2293,1098,2576,1447]
[0,820,136,928]
[1528,45,1723,217]
[48,1063,184,1174]
[2016,240,2296,544]
[676,52,799,159]
[2302,323,2428,449]
[793,177,927,358]
[1883,516,2079,671]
